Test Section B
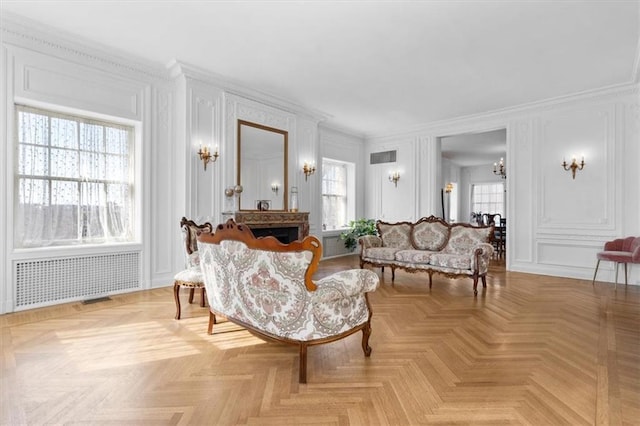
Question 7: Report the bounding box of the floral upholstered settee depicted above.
[197,219,380,383]
[358,216,494,294]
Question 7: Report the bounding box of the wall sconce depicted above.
[562,154,585,179]
[389,171,400,187]
[493,157,506,179]
[197,144,219,171]
[445,182,453,193]
[303,161,316,181]
[271,183,279,195]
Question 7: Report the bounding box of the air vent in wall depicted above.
[370,150,397,164]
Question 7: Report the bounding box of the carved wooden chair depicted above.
[173,217,213,319]
[198,219,380,383]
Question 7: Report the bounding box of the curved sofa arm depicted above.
[472,243,495,273]
[358,235,382,249]
[312,269,380,303]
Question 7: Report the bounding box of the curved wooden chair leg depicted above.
[472,275,479,295]
[188,288,195,304]
[207,311,217,335]
[299,344,308,384]
[428,271,433,289]
[361,322,372,356]
[481,275,487,288]
[391,267,396,282]
[173,282,182,320]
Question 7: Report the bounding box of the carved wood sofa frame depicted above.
[358,216,494,294]
[197,219,380,383]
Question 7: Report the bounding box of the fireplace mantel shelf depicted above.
[230,211,310,242]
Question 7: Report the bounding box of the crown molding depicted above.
[366,82,640,141]
[319,122,366,140]
[168,60,328,124]
[1,12,170,84]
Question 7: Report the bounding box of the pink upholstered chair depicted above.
[592,236,640,287]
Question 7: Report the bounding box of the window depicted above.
[15,105,135,248]
[322,158,354,230]
[470,182,504,218]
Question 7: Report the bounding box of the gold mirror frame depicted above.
[237,120,288,211]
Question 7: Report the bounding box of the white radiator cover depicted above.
[14,252,141,310]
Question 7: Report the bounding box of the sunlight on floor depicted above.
[56,321,201,371]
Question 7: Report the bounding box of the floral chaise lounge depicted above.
[197,219,380,383]
[358,216,494,294]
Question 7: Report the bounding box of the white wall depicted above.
[365,86,640,285]
[318,126,366,257]
[0,17,178,313]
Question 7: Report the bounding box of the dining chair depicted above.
[592,236,640,288]
[173,217,213,319]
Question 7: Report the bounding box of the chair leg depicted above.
[188,288,195,304]
[200,288,206,307]
[624,263,628,286]
[592,259,601,285]
[299,344,308,384]
[173,282,182,320]
[361,321,372,356]
[207,310,217,335]
[615,262,619,289]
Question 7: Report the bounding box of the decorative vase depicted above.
[289,187,299,212]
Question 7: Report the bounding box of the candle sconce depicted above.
[562,155,585,179]
[197,144,219,171]
[389,171,400,187]
[303,161,316,181]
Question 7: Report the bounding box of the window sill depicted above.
[322,228,348,238]
[12,242,143,260]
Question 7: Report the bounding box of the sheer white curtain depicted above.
[322,160,348,230]
[15,106,133,248]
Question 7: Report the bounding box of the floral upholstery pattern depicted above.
[359,216,494,294]
[378,223,412,249]
[445,226,493,256]
[412,220,449,251]
[364,247,399,262]
[395,249,433,264]
[199,239,380,341]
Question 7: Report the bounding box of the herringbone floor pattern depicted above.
[1,255,639,425]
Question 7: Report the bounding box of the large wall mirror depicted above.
[237,120,288,211]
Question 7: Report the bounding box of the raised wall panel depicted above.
[14,47,143,121]
[537,104,615,232]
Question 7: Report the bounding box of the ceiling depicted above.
[1,1,639,141]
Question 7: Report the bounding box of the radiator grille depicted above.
[14,252,140,310]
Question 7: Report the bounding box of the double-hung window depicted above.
[15,105,135,248]
[470,182,505,217]
[322,159,353,230]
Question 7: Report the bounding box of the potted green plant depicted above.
[340,219,377,251]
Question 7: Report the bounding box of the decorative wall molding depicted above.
[1,13,170,84]
[367,83,639,141]
[169,60,327,124]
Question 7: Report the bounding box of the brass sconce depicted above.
[493,157,506,179]
[562,155,585,179]
[271,183,279,195]
[303,161,316,181]
[197,144,219,171]
[389,171,400,187]
[445,182,453,193]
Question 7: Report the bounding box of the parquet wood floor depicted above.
[2,255,639,425]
